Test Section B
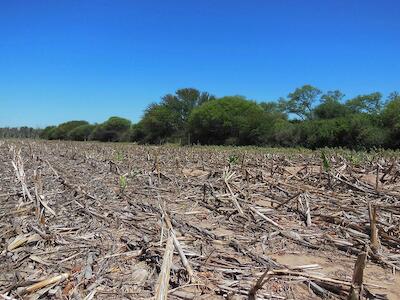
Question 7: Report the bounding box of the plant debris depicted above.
[1,140,399,299]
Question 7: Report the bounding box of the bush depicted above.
[189,96,270,145]
[68,124,95,141]
[314,100,349,119]
[137,104,181,144]
[40,126,56,139]
[51,121,89,140]
[118,126,138,142]
[90,117,131,142]
[271,120,301,147]
[381,95,400,148]
[35,87,400,150]
[299,114,388,149]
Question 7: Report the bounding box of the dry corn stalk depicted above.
[155,235,174,300]
[163,209,195,281]
[304,195,312,227]
[20,273,70,295]
[83,289,97,300]
[0,294,17,300]
[375,164,379,192]
[348,250,367,300]
[248,268,271,300]
[223,168,244,215]
[7,233,41,251]
[368,203,380,253]
[11,148,33,202]
[249,206,283,230]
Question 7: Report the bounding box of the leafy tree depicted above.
[299,119,344,148]
[259,101,287,119]
[381,92,400,147]
[342,114,388,149]
[68,124,95,141]
[299,114,387,149]
[258,101,290,144]
[189,96,270,145]
[346,92,383,114]
[321,90,345,103]
[20,86,400,150]
[284,85,321,120]
[381,93,400,128]
[314,90,349,119]
[136,103,182,144]
[90,117,131,142]
[103,116,131,132]
[174,88,215,121]
[135,88,215,144]
[270,119,301,147]
[118,125,137,142]
[158,88,215,125]
[51,121,89,140]
[387,91,399,102]
[129,123,146,143]
[40,126,56,139]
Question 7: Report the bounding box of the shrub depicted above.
[381,95,400,148]
[68,124,95,141]
[51,121,89,140]
[138,104,181,144]
[189,96,269,145]
[90,117,131,142]
[40,126,56,139]
[299,114,388,149]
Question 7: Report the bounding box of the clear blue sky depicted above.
[1,0,399,127]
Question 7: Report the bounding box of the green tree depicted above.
[189,96,270,145]
[103,116,131,132]
[134,88,215,144]
[299,114,387,149]
[90,117,131,142]
[174,88,215,122]
[68,124,95,141]
[346,92,383,114]
[314,90,349,119]
[381,92,400,148]
[136,104,180,143]
[129,123,146,142]
[284,85,321,120]
[159,88,215,125]
[299,119,343,148]
[270,119,301,147]
[51,121,89,140]
[29,86,400,150]
[40,126,56,139]
[259,101,287,119]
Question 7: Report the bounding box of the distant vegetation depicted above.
[0,127,42,139]
[2,86,400,150]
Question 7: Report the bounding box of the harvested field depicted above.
[1,140,399,299]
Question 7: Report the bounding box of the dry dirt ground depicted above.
[0,140,399,299]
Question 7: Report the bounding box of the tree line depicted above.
[4,85,400,149]
[0,127,42,139]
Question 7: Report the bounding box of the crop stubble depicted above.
[0,140,399,299]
